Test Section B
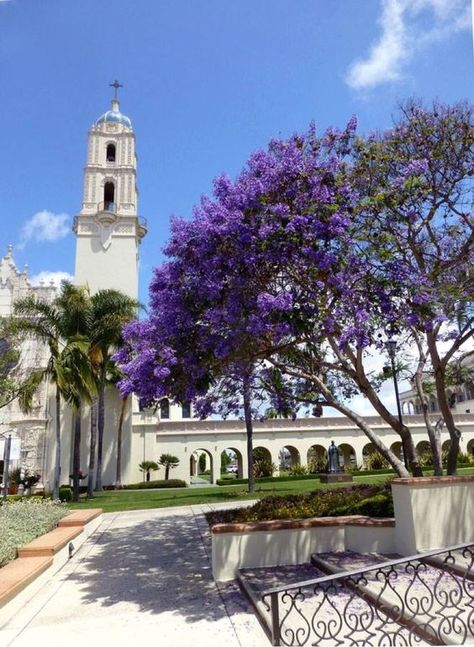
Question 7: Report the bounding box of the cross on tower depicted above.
[109,79,123,99]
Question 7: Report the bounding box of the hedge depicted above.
[122,479,187,490]
[216,474,321,486]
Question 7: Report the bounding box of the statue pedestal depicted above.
[319,473,353,484]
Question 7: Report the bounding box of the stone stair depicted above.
[237,548,474,646]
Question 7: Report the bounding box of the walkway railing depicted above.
[260,542,474,646]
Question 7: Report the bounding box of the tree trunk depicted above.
[242,370,255,493]
[326,337,422,476]
[354,372,422,476]
[95,368,106,491]
[72,409,82,502]
[87,399,98,498]
[165,466,170,480]
[53,387,61,501]
[115,396,127,489]
[412,333,443,475]
[146,471,150,482]
[426,331,461,475]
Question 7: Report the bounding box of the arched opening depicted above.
[467,439,474,457]
[253,446,274,478]
[220,447,243,479]
[160,398,170,419]
[278,445,300,472]
[106,143,116,162]
[307,444,327,473]
[416,440,433,467]
[362,443,389,469]
[442,440,451,453]
[190,448,214,483]
[103,182,115,211]
[390,441,403,461]
[338,443,356,470]
[416,440,431,454]
[403,401,415,415]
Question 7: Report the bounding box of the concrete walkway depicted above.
[0,505,268,647]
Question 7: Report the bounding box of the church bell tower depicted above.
[73,81,147,298]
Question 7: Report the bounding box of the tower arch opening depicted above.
[103,182,115,211]
[106,143,116,162]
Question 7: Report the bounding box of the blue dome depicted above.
[96,101,132,128]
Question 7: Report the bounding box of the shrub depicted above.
[216,474,320,486]
[58,486,72,502]
[0,498,68,566]
[418,451,434,467]
[288,464,308,477]
[308,457,328,474]
[457,451,474,465]
[207,483,393,525]
[364,452,390,470]
[253,458,275,478]
[123,479,186,490]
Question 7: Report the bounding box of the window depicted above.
[160,398,170,419]
[182,402,191,418]
[103,182,115,211]
[106,143,116,162]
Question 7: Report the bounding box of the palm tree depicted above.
[88,290,139,492]
[14,284,95,500]
[158,454,180,480]
[138,460,159,482]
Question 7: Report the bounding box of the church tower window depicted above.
[106,143,116,162]
[103,182,115,211]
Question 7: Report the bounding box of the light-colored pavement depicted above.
[0,504,269,647]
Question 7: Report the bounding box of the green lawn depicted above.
[67,467,474,514]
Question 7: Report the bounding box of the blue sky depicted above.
[0,0,472,306]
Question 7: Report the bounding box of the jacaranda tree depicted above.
[118,100,473,478]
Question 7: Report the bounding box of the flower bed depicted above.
[0,498,68,567]
[207,483,393,526]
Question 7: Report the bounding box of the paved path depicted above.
[0,505,268,647]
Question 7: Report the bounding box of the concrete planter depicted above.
[212,515,395,581]
[392,475,474,554]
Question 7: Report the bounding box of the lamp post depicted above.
[384,336,409,470]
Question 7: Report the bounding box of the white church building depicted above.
[1,97,474,489]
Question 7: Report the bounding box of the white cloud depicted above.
[30,271,74,287]
[18,210,70,249]
[345,0,471,90]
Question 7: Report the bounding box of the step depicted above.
[57,508,102,527]
[17,525,83,558]
[0,556,52,607]
[237,562,424,646]
[312,550,474,646]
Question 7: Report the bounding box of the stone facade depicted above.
[0,247,56,477]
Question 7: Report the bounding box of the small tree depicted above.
[198,453,207,474]
[138,460,159,482]
[159,454,180,480]
[221,450,231,472]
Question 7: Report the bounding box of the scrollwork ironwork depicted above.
[261,541,474,646]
